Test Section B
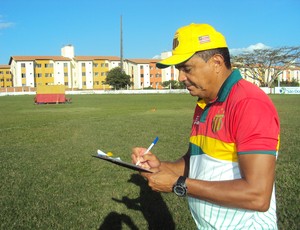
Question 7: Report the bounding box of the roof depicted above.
[127,58,161,64]
[74,56,120,61]
[0,65,10,69]
[9,56,71,64]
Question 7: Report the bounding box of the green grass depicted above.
[0,94,299,229]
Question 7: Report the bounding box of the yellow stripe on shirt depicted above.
[190,135,238,162]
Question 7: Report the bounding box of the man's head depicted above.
[157,23,232,101]
[156,23,229,69]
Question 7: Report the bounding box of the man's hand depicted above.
[131,147,161,170]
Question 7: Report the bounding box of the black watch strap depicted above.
[177,176,186,185]
[173,176,187,197]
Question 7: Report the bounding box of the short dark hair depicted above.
[195,48,231,69]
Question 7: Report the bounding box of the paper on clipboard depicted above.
[92,151,152,173]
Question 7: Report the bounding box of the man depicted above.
[132,23,280,229]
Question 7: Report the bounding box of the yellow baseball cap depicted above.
[156,23,227,69]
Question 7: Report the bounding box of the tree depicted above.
[103,67,132,90]
[231,46,300,87]
[161,80,186,89]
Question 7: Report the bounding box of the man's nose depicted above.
[178,70,187,82]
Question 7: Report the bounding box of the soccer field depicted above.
[0,94,299,229]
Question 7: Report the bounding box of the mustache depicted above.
[183,81,194,87]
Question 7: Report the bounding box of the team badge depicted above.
[212,108,224,133]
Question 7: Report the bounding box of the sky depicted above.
[0,0,299,64]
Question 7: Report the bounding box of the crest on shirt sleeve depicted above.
[212,108,224,133]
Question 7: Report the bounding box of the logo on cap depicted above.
[173,32,179,50]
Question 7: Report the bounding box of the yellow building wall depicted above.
[64,65,69,87]
[34,60,54,86]
[0,66,13,87]
[93,60,110,90]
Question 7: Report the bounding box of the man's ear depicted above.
[211,54,224,73]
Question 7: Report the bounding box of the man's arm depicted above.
[160,151,190,177]
[186,153,276,211]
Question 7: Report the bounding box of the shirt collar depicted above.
[197,69,242,108]
[217,69,242,102]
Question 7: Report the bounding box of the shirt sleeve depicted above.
[231,98,280,155]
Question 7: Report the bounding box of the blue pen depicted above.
[136,137,159,165]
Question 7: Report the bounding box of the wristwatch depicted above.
[173,176,187,197]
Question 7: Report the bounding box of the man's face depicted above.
[176,54,218,101]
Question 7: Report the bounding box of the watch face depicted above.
[174,185,186,197]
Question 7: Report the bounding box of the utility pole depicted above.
[120,15,124,72]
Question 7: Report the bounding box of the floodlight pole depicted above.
[120,15,124,72]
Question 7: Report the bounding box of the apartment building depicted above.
[127,59,162,89]
[73,56,120,90]
[8,45,299,90]
[0,65,13,88]
[282,66,300,82]
[9,56,72,88]
[6,45,179,90]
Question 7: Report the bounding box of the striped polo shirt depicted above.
[188,70,280,229]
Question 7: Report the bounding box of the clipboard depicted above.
[92,155,153,173]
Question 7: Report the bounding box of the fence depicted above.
[1,87,300,97]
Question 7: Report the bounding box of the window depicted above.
[21,63,26,68]
[45,63,53,68]
[140,74,144,78]
[21,73,26,78]
[95,72,99,76]
[64,63,68,67]
[64,72,68,77]
[82,63,86,67]
[140,65,144,69]
[82,72,86,76]
[36,64,41,68]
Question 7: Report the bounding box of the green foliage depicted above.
[103,67,132,90]
[161,80,186,89]
[273,78,300,87]
[0,94,299,229]
[232,46,300,87]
